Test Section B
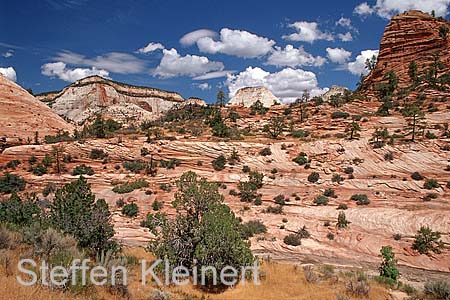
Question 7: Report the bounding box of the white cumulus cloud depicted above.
[283,21,334,43]
[195,83,211,90]
[136,42,164,54]
[0,66,17,82]
[226,66,327,103]
[266,45,326,67]
[180,29,218,46]
[347,49,379,76]
[41,62,109,82]
[54,51,146,74]
[153,48,224,78]
[326,47,352,64]
[338,32,353,42]
[195,28,276,58]
[354,0,450,19]
[336,17,353,28]
[354,3,375,16]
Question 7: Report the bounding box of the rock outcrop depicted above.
[184,97,207,106]
[228,86,280,108]
[0,74,74,145]
[36,76,185,124]
[361,10,450,97]
[320,86,349,102]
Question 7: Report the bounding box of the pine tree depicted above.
[346,121,361,140]
[216,89,227,107]
[403,105,426,142]
[50,176,115,254]
[408,60,419,85]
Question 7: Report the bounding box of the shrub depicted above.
[0,173,26,193]
[152,200,163,211]
[424,280,450,299]
[379,246,399,282]
[32,163,47,176]
[72,164,94,176]
[297,226,311,239]
[423,193,438,201]
[447,182,450,189]
[284,234,301,246]
[50,177,116,254]
[344,167,354,174]
[324,188,336,198]
[384,152,394,161]
[351,194,370,205]
[331,111,350,119]
[259,147,272,156]
[291,129,310,138]
[293,153,309,165]
[337,203,348,210]
[5,160,21,169]
[332,174,344,183]
[411,172,424,180]
[307,172,320,183]
[273,194,286,206]
[90,148,108,160]
[159,183,172,192]
[148,171,254,286]
[242,165,250,173]
[241,220,267,238]
[412,226,443,255]
[42,182,57,197]
[122,203,139,217]
[346,273,370,296]
[123,160,146,173]
[314,195,329,206]
[303,266,318,283]
[116,198,125,208]
[337,212,349,229]
[424,179,440,189]
[212,155,226,171]
[327,232,335,240]
[113,180,149,194]
[0,226,15,249]
[265,205,283,214]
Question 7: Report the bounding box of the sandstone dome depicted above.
[228,86,280,108]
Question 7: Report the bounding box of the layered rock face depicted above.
[0,74,74,145]
[36,76,185,124]
[361,10,450,97]
[228,86,280,108]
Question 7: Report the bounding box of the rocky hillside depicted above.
[361,10,450,99]
[228,86,280,107]
[36,76,185,125]
[0,74,74,145]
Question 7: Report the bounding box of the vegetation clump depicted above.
[122,203,139,217]
[148,171,254,287]
[72,164,94,176]
[112,180,149,194]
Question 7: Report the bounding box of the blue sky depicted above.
[1,0,449,103]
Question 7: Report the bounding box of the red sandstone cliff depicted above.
[361,10,450,98]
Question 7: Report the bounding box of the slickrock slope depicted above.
[36,76,185,124]
[2,100,449,274]
[228,86,281,107]
[361,10,450,97]
[0,74,74,145]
